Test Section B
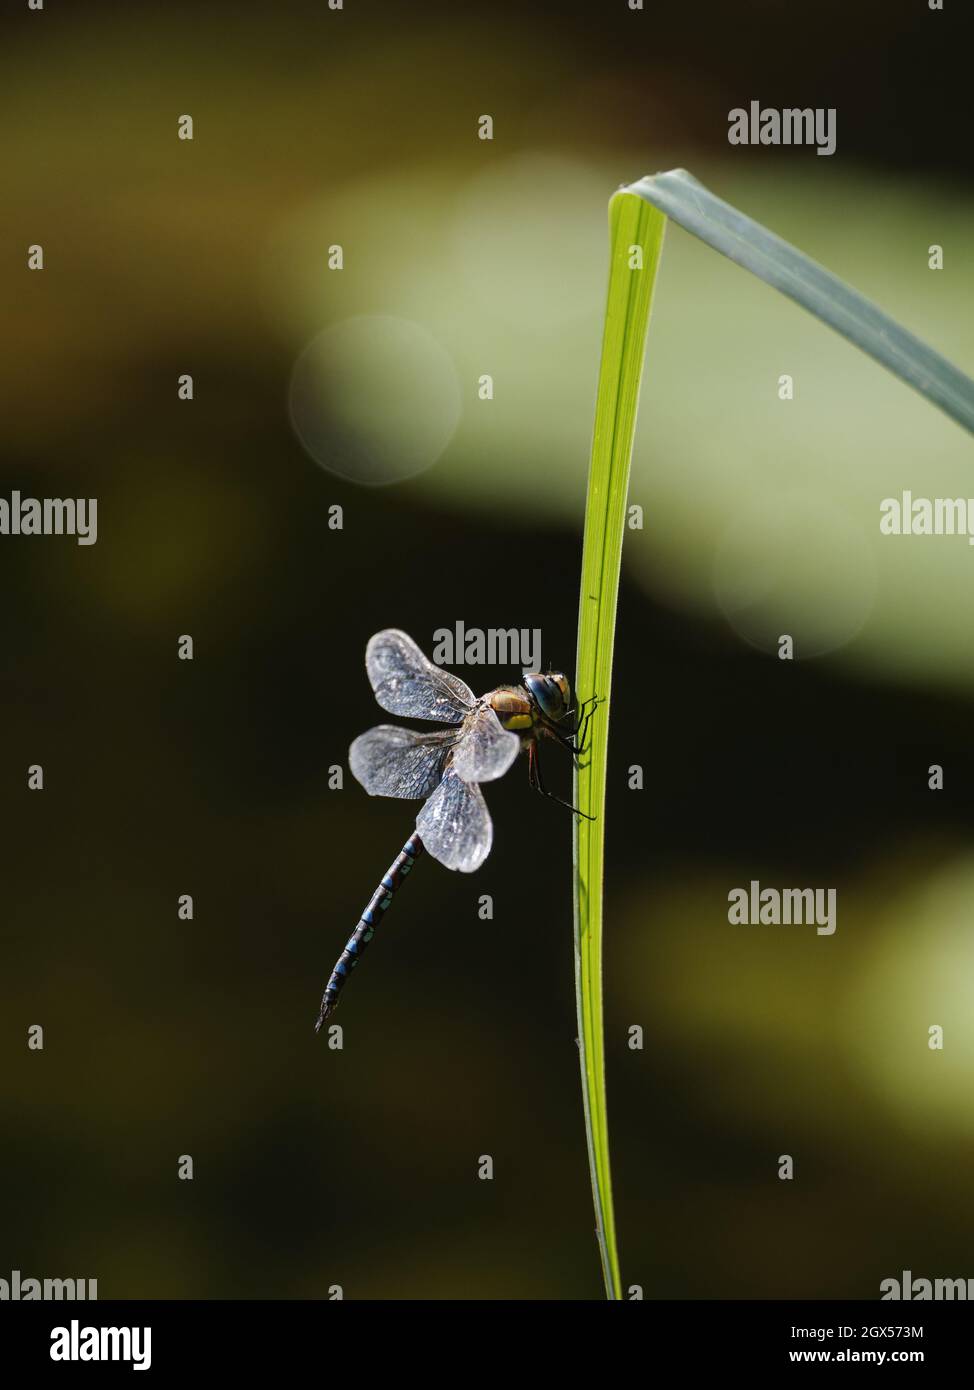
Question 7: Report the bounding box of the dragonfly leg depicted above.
[529,741,596,820]
[547,694,601,769]
[550,727,589,770]
[527,739,541,790]
[572,694,601,754]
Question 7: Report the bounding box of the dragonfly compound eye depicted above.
[524,671,571,723]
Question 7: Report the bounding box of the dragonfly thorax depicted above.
[488,671,573,735]
[487,685,536,733]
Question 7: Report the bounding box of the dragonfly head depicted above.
[523,671,572,725]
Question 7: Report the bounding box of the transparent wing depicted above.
[365,629,476,724]
[416,770,492,873]
[349,725,455,800]
[451,704,520,784]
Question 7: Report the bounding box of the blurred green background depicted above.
[1,0,973,1299]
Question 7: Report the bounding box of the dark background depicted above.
[1,0,972,1299]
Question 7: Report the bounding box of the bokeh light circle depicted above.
[713,491,877,659]
[288,315,462,487]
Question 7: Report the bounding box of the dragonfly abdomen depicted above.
[314,832,424,1032]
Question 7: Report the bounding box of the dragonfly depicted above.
[314,628,597,1031]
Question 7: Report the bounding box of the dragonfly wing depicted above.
[366,629,476,724]
[451,704,520,784]
[416,770,492,873]
[349,725,455,799]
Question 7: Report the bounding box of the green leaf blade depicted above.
[574,191,666,1300]
[625,169,974,435]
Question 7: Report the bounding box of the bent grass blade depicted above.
[572,167,974,1300]
[626,169,974,436]
[574,191,666,1300]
